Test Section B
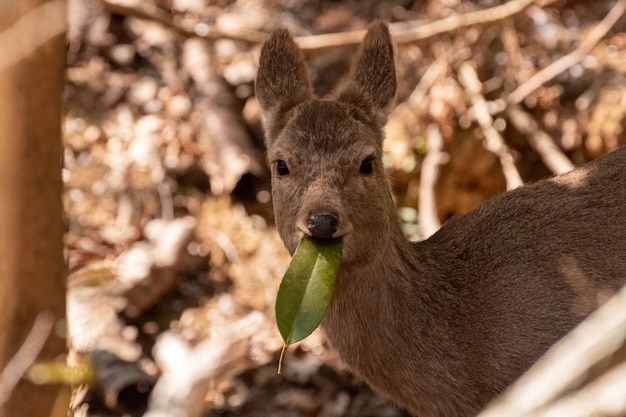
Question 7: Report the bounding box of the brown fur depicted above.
[256,20,626,417]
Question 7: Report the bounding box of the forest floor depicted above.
[64,0,626,416]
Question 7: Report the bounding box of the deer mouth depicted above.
[291,214,353,262]
[290,229,347,261]
[293,228,342,249]
[306,236,343,246]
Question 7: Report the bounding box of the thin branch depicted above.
[204,227,241,265]
[103,0,550,52]
[507,0,626,106]
[298,0,550,50]
[102,0,268,44]
[387,57,447,131]
[0,312,56,405]
[407,58,449,107]
[392,0,540,44]
[507,106,575,175]
[295,30,365,51]
[418,124,445,239]
[533,361,626,417]
[458,62,523,190]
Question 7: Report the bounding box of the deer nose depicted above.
[307,213,339,238]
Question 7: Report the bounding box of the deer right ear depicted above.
[336,21,396,127]
[256,29,312,146]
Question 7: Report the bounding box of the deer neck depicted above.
[321,216,472,415]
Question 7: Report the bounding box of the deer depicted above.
[255,20,626,417]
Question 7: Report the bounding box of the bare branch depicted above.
[418,124,445,239]
[0,312,55,405]
[507,0,626,106]
[393,0,538,44]
[407,58,449,107]
[533,361,626,417]
[458,62,523,190]
[299,0,549,50]
[507,106,575,175]
[102,0,268,44]
[103,0,551,52]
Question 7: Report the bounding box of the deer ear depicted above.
[256,29,313,146]
[336,21,396,126]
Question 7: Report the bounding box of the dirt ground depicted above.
[63,0,626,416]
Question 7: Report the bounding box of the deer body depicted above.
[256,21,626,417]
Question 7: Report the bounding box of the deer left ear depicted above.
[336,20,396,126]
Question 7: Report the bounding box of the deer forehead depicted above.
[270,99,382,160]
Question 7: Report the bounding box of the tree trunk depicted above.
[0,1,68,416]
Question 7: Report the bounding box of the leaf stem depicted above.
[277,344,287,374]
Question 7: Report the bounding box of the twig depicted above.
[507,106,575,175]
[294,30,365,51]
[0,312,56,405]
[205,227,241,265]
[392,0,541,44]
[501,20,527,81]
[407,58,448,107]
[103,0,550,51]
[385,57,447,164]
[387,57,447,133]
[477,284,626,417]
[458,62,523,190]
[102,0,268,44]
[507,0,626,106]
[533,361,626,417]
[157,182,174,221]
[418,124,445,239]
[299,0,549,50]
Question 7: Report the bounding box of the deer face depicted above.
[267,98,395,264]
[256,21,397,265]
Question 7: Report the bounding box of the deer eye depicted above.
[359,157,374,174]
[276,160,290,176]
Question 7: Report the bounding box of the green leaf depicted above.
[275,236,343,346]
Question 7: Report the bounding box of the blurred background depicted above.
[6,0,626,416]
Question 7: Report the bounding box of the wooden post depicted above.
[0,1,68,415]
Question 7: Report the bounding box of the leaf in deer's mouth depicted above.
[275,235,343,370]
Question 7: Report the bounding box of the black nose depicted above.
[307,213,339,238]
